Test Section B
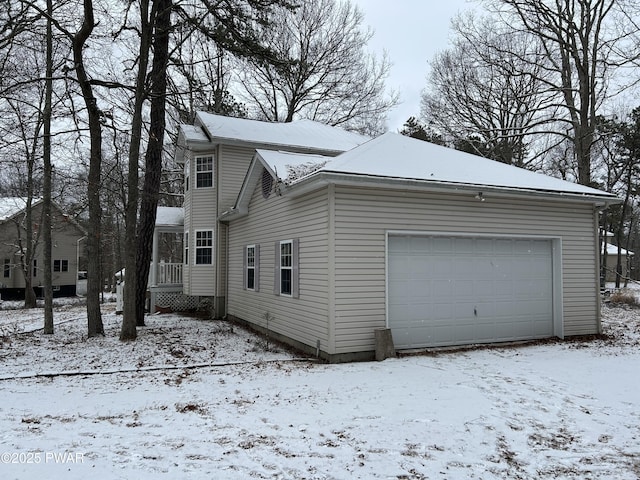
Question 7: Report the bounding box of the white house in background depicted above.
[176,113,619,362]
[0,197,86,300]
[601,231,634,282]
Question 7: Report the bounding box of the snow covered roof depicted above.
[605,244,634,256]
[0,197,41,221]
[256,150,330,183]
[179,124,209,144]
[254,133,616,201]
[318,133,615,198]
[194,112,370,154]
[155,207,183,227]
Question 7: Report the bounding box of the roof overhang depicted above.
[220,169,620,223]
[288,171,620,207]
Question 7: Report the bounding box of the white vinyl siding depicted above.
[227,182,330,352]
[0,202,84,290]
[332,186,599,354]
[182,149,217,296]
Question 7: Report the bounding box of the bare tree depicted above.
[42,0,54,332]
[422,13,557,167]
[69,0,104,336]
[237,0,397,135]
[487,0,640,185]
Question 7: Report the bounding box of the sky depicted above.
[351,0,475,131]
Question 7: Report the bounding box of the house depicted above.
[0,197,86,300]
[177,113,619,362]
[600,231,634,283]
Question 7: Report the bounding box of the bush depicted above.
[609,290,638,306]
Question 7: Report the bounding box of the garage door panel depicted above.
[389,235,555,349]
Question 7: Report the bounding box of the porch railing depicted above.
[155,262,183,285]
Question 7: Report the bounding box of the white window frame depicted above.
[184,157,190,192]
[194,230,213,265]
[244,244,260,291]
[184,232,189,266]
[195,156,213,189]
[274,239,298,298]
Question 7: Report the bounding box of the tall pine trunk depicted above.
[135,0,171,327]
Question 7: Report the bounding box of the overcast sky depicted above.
[351,0,475,131]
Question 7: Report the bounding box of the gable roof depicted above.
[0,197,86,235]
[192,112,370,154]
[223,132,618,221]
[0,197,34,221]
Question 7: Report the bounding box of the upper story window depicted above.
[196,156,213,188]
[3,258,10,278]
[195,230,213,265]
[53,259,69,272]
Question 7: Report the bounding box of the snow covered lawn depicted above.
[0,300,639,479]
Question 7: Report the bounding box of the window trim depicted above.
[274,239,299,298]
[195,155,213,189]
[194,229,213,265]
[184,232,189,266]
[184,157,190,192]
[3,258,10,279]
[243,244,260,292]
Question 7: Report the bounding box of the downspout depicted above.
[224,222,229,319]
[594,206,603,334]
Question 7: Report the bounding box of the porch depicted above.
[117,207,200,313]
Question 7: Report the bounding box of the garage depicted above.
[387,234,557,349]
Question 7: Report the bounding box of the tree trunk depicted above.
[120,0,153,341]
[43,0,54,334]
[135,0,171,327]
[72,0,103,336]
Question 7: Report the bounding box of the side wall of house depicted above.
[182,148,217,296]
[0,203,84,294]
[217,145,255,302]
[227,181,331,353]
[332,186,599,354]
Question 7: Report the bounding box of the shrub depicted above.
[609,290,638,306]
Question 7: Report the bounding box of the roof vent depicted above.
[261,168,273,199]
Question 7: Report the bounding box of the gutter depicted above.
[284,171,620,208]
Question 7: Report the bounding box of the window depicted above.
[184,232,189,265]
[185,158,190,191]
[274,239,298,297]
[195,230,213,265]
[196,156,213,188]
[3,259,10,278]
[280,241,292,295]
[33,259,37,277]
[53,259,69,272]
[244,245,260,291]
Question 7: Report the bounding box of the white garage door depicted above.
[388,235,554,349]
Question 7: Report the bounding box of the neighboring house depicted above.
[601,231,634,282]
[0,197,86,300]
[177,113,619,362]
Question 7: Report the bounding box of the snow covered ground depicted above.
[0,299,639,479]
